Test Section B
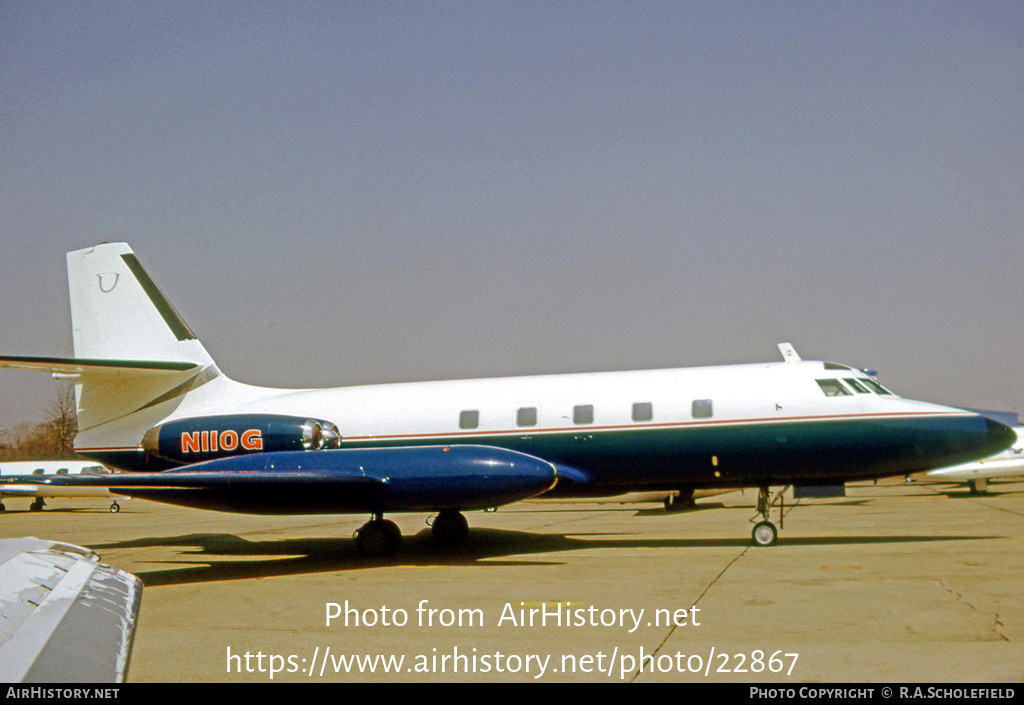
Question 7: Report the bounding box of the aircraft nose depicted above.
[983,417,1017,455]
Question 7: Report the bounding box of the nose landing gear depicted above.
[750,486,784,546]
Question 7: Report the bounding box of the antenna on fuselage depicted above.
[777,342,801,364]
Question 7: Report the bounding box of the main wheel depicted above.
[431,510,469,549]
[355,519,402,557]
[751,521,778,547]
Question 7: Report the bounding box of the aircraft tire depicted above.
[355,519,402,557]
[431,510,469,549]
[752,521,778,547]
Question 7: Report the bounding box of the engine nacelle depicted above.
[142,414,341,464]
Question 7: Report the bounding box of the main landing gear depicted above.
[354,509,470,557]
[354,514,403,557]
[664,487,696,512]
[428,510,470,549]
[750,486,783,547]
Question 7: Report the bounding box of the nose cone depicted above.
[983,417,1017,456]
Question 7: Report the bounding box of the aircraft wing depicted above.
[44,445,559,514]
[0,538,141,683]
[0,354,198,377]
[0,484,46,497]
[0,480,125,502]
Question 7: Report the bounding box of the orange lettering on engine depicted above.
[182,432,201,453]
[241,429,263,451]
[220,429,239,451]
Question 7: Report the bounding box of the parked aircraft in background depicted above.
[0,243,1014,554]
[0,460,126,512]
[0,537,140,682]
[927,424,1023,493]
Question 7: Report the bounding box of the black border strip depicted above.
[121,253,197,341]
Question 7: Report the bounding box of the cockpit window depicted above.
[861,379,892,395]
[844,378,870,393]
[824,362,854,371]
[816,379,852,397]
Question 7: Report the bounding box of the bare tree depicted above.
[0,385,79,460]
[45,383,78,458]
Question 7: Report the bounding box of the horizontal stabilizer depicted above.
[0,355,199,377]
[0,355,217,434]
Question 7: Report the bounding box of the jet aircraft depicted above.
[0,460,126,512]
[927,424,1023,493]
[0,243,1014,554]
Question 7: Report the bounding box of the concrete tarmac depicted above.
[2,475,1021,683]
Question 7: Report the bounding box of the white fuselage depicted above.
[74,357,1001,492]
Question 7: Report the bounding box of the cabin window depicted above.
[844,378,870,393]
[692,399,713,418]
[816,379,851,397]
[573,404,594,425]
[632,402,653,422]
[56,468,69,475]
[32,468,45,475]
[517,407,538,427]
[459,410,480,429]
[862,379,893,395]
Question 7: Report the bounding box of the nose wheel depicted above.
[752,520,778,546]
[750,486,783,546]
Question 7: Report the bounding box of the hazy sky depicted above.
[1,1,1022,431]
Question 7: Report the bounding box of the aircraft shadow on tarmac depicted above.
[90,528,1002,588]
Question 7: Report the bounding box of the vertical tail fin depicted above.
[1,243,236,469]
[64,244,223,443]
[63,244,227,465]
[67,243,215,366]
